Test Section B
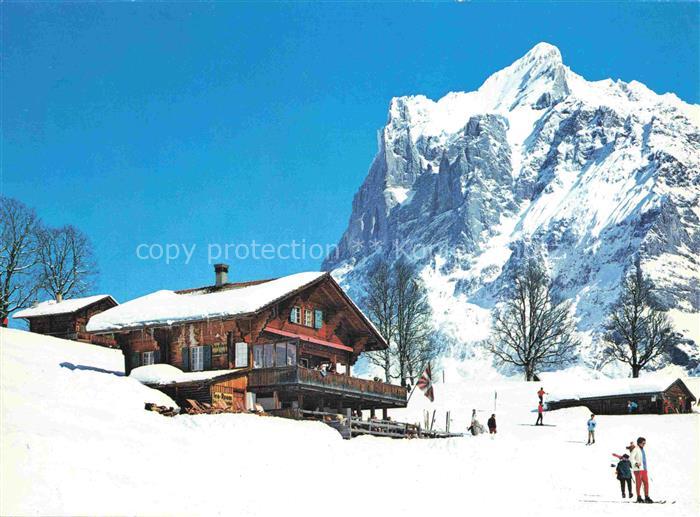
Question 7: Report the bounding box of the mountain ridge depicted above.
[323,42,700,374]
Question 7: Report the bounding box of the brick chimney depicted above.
[214,263,229,287]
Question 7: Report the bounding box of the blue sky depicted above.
[2,2,698,306]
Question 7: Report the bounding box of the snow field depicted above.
[1,328,697,516]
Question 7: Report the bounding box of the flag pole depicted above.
[406,379,420,404]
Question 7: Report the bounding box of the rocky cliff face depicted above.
[323,43,700,372]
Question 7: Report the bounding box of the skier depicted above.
[468,416,484,436]
[487,414,497,434]
[537,387,547,403]
[535,401,544,425]
[587,414,596,445]
[627,400,638,413]
[613,441,637,459]
[615,453,633,499]
[630,436,653,503]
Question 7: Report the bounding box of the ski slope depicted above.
[1,328,698,516]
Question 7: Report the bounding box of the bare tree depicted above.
[488,261,579,380]
[37,225,97,302]
[362,260,438,386]
[603,260,676,378]
[0,197,42,325]
[393,261,436,387]
[363,260,396,382]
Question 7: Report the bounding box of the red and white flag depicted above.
[416,363,434,402]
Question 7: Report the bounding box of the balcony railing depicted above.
[248,366,407,404]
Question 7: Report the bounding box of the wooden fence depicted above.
[273,408,462,440]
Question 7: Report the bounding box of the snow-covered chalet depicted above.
[86,264,407,417]
[14,294,118,347]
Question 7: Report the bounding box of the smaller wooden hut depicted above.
[131,366,250,411]
[13,294,118,347]
[548,377,696,415]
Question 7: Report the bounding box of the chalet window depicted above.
[234,342,248,368]
[304,309,313,327]
[142,351,155,366]
[253,345,264,368]
[314,309,323,329]
[287,342,297,366]
[290,306,301,324]
[252,341,298,369]
[190,345,212,371]
[263,343,274,368]
[191,346,204,371]
[275,342,286,366]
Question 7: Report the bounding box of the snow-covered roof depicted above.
[86,272,326,333]
[545,375,694,403]
[13,295,117,319]
[129,364,243,385]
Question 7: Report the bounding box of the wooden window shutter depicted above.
[154,349,161,363]
[182,346,190,372]
[130,351,141,371]
[227,333,235,366]
[204,345,212,370]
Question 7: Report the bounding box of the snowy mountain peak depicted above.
[521,41,563,64]
[477,42,569,111]
[325,44,699,374]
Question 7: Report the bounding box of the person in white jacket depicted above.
[629,436,653,503]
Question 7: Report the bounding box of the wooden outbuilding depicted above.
[547,377,696,415]
[86,265,407,417]
[13,294,118,347]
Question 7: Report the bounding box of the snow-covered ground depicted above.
[1,328,698,516]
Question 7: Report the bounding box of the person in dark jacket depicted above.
[616,453,633,498]
[487,414,497,434]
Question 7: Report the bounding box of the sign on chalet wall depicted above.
[211,342,227,355]
[213,391,235,406]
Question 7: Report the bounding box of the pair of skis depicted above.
[581,499,671,504]
[581,494,672,504]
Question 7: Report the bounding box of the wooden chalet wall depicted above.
[119,319,247,374]
[211,376,247,411]
[29,313,78,339]
[262,276,377,365]
[663,381,695,413]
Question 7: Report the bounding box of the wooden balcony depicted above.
[248,366,407,407]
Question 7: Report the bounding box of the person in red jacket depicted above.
[537,387,547,403]
[535,401,544,425]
